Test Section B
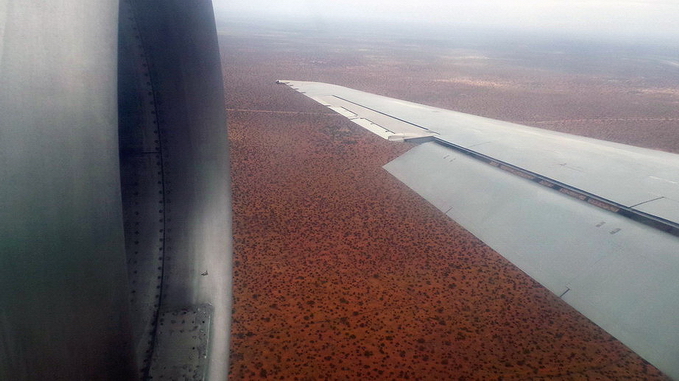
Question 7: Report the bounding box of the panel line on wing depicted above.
[333,95,434,134]
[278,80,679,237]
[279,80,679,379]
[432,137,679,237]
[308,94,439,141]
[629,196,664,208]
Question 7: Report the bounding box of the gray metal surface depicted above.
[119,2,167,371]
[121,1,233,380]
[1,0,232,380]
[148,305,212,380]
[280,81,679,225]
[0,2,136,380]
[281,81,679,379]
[384,142,679,379]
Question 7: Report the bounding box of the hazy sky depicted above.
[214,0,679,41]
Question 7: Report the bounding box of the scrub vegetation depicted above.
[220,19,676,380]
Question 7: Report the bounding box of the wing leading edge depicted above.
[279,80,679,379]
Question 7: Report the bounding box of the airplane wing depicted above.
[278,80,679,380]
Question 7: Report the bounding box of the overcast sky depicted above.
[214,0,679,41]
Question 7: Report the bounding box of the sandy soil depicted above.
[220,19,675,380]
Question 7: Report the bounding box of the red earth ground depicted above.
[220,20,677,380]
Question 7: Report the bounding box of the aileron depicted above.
[281,80,679,380]
[280,80,679,228]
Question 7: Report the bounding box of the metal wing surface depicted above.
[279,80,679,380]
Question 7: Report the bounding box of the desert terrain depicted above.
[219,17,678,380]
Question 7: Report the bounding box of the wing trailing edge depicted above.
[281,80,679,380]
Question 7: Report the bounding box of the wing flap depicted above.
[384,142,679,379]
[281,80,679,379]
[279,80,437,141]
[279,80,679,228]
